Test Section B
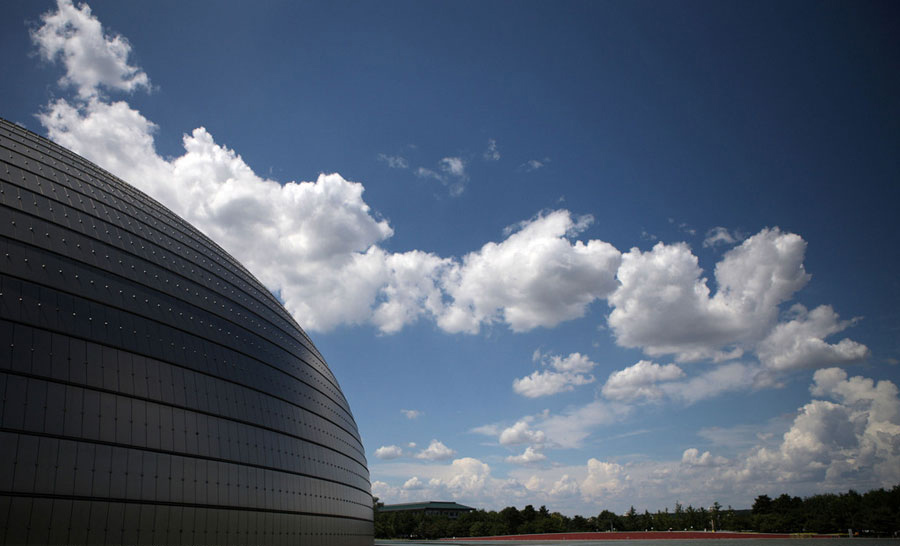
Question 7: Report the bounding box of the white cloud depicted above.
[478,401,629,454]
[32,0,150,98]
[484,139,500,161]
[401,409,422,419]
[756,304,869,372]
[470,424,500,437]
[41,98,625,338]
[506,447,547,465]
[369,249,453,334]
[536,401,627,449]
[521,159,546,172]
[580,459,627,498]
[375,445,405,460]
[726,369,900,490]
[371,457,528,508]
[440,156,466,178]
[549,353,596,373]
[681,448,727,467]
[30,0,871,384]
[513,352,598,398]
[513,369,594,398]
[608,228,812,362]
[415,166,442,180]
[403,476,425,490]
[415,439,457,461]
[811,368,900,427]
[660,362,759,404]
[439,211,621,334]
[703,227,738,248]
[378,153,408,169]
[498,420,546,446]
[601,360,685,402]
[600,359,758,406]
[378,373,900,513]
[415,157,468,195]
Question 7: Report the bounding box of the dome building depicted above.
[0,118,373,545]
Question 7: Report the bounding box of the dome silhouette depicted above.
[0,118,372,545]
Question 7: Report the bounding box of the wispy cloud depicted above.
[520,158,549,172]
[401,409,422,419]
[378,153,409,169]
[483,139,500,161]
[703,226,738,247]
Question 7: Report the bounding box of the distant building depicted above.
[379,501,476,519]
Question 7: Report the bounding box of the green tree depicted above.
[499,506,522,535]
[597,509,620,531]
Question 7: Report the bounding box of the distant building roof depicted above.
[380,501,475,513]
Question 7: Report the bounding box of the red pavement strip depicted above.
[443,531,841,541]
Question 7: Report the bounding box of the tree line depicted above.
[374,484,900,539]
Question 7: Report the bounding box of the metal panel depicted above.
[0,118,372,545]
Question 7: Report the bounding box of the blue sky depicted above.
[2,0,899,515]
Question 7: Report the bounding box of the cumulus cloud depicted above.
[513,352,598,398]
[499,420,546,446]
[513,370,593,398]
[375,445,405,460]
[580,459,627,498]
[722,369,900,490]
[484,139,500,161]
[439,211,621,334]
[681,448,727,467]
[36,81,620,336]
[371,457,521,507]
[415,440,457,461]
[478,401,628,454]
[609,229,813,361]
[376,374,899,512]
[30,0,870,390]
[601,360,757,405]
[31,0,150,98]
[601,360,685,402]
[403,476,425,489]
[756,304,869,372]
[506,447,547,465]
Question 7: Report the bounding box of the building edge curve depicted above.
[0,117,373,545]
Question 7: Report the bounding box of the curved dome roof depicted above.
[0,117,372,545]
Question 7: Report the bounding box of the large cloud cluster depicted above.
[378,370,900,511]
[31,3,869,382]
[609,229,812,362]
[32,1,623,335]
[29,0,888,515]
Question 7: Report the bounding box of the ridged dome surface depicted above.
[0,118,373,545]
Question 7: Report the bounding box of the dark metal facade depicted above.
[0,118,373,545]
